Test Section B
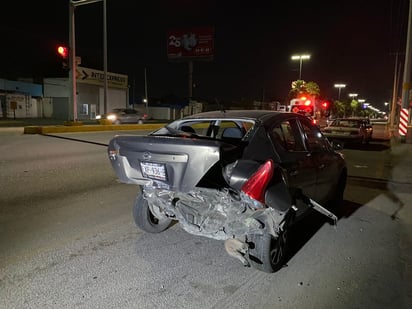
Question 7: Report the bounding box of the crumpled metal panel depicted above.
[143,186,286,240]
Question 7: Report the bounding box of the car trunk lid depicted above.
[108,135,242,192]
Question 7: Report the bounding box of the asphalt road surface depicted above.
[0,128,411,309]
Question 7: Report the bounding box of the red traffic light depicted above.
[57,45,68,58]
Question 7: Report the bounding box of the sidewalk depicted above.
[0,117,165,134]
[389,138,412,185]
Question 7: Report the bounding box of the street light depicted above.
[291,54,311,80]
[348,93,358,100]
[334,83,346,100]
[69,0,107,121]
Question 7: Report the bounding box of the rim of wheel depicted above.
[148,210,160,225]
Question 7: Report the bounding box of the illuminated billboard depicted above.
[167,26,214,61]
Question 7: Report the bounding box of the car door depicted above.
[269,118,317,217]
[123,109,136,123]
[298,117,341,203]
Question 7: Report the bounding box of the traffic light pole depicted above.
[400,0,412,143]
[69,0,107,121]
[69,4,77,121]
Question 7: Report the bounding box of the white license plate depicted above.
[140,162,167,181]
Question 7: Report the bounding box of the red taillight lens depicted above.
[241,160,274,203]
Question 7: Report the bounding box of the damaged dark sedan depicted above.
[108,110,347,273]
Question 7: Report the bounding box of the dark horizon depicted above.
[0,0,409,109]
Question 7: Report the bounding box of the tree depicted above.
[305,81,320,97]
[289,80,320,98]
[350,99,361,116]
[331,100,345,117]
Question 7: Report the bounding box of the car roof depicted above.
[112,108,136,112]
[333,117,369,120]
[184,109,298,122]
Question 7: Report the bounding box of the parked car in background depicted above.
[108,110,346,273]
[96,108,147,124]
[322,117,373,146]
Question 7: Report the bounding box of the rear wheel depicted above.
[133,194,171,233]
[247,215,291,273]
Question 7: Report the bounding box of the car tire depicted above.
[133,194,171,233]
[247,214,291,273]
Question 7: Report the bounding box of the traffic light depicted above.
[321,101,329,109]
[320,100,331,116]
[57,45,69,70]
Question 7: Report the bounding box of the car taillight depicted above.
[241,160,274,204]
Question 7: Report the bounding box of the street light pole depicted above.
[291,54,310,80]
[334,83,346,100]
[348,93,358,101]
[103,0,108,115]
[69,3,77,121]
[69,0,107,121]
[400,0,412,143]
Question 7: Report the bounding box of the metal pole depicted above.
[299,58,302,80]
[144,67,148,115]
[188,61,193,100]
[70,0,106,120]
[69,4,77,121]
[401,0,412,142]
[390,53,399,130]
[103,0,108,114]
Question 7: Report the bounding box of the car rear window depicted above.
[332,119,360,127]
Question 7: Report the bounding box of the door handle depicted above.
[318,164,325,169]
[289,170,299,176]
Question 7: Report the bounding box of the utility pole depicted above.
[188,61,193,100]
[390,52,401,131]
[103,0,108,114]
[69,4,77,121]
[400,0,412,142]
[69,0,107,120]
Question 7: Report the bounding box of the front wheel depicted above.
[133,194,171,233]
[247,216,291,273]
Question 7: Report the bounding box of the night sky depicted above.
[0,0,409,109]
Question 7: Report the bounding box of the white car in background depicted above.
[96,108,147,124]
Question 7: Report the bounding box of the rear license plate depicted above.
[140,162,167,181]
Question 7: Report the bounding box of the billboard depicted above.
[167,26,214,61]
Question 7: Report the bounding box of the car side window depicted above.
[270,120,305,152]
[300,119,329,152]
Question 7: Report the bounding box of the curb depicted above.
[23,123,165,134]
